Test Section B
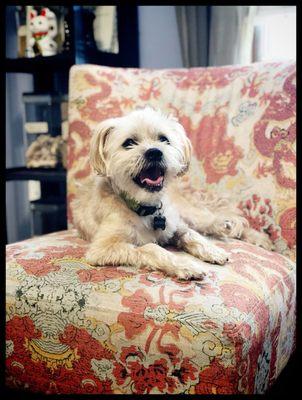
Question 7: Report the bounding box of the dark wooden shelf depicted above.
[5,53,75,73]
[30,197,66,205]
[6,167,66,182]
[30,199,67,213]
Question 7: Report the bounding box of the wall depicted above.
[138,6,183,68]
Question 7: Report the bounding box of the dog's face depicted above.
[90,107,192,200]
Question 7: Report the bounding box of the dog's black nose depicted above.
[145,148,163,161]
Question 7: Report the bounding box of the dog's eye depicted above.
[122,138,137,148]
[159,135,170,144]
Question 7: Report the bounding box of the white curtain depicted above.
[175,6,209,67]
[175,6,258,68]
[208,6,258,66]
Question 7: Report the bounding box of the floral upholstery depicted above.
[6,62,296,394]
[6,230,295,394]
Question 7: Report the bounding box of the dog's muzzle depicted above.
[133,149,166,192]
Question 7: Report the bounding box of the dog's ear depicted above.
[178,133,192,176]
[90,119,115,176]
[169,119,192,176]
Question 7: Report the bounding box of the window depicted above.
[253,6,296,62]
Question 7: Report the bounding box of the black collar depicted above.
[119,191,166,230]
[119,190,161,216]
[136,204,158,216]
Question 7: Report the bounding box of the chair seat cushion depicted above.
[6,230,295,394]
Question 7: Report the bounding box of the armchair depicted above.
[6,61,296,394]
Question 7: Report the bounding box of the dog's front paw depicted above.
[186,238,229,265]
[174,262,207,281]
[203,245,229,265]
[191,242,229,265]
[85,249,103,266]
[173,255,206,281]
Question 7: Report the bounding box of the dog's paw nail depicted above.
[191,273,206,281]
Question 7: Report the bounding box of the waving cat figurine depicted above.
[27,8,58,57]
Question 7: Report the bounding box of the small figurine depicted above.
[26,135,66,168]
[27,8,58,57]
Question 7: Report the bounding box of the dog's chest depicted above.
[138,204,180,245]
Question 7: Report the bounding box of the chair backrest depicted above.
[68,61,296,261]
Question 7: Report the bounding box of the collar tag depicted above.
[153,215,166,230]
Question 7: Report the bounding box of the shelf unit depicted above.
[5,55,69,237]
[5,53,75,73]
[6,167,66,182]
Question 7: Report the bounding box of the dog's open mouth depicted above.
[133,165,165,192]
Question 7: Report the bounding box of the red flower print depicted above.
[223,321,252,348]
[77,267,134,283]
[80,92,122,122]
[113,346,175,394]
[85,72,114,86]
[95,70,116,82]
[268,314,282,386]
[139,77,161,101]
[118,289,154,339]
[238,195,279,244]
[12,255,59,277]
[129,358,170,393]
[118,287,193,357]
[279,208,296,248]
[6,316,41,354]
[195,360,239,394]
[112,346,198,394]
[173,357,199,384]
[7,321,115,393]
[283,72,296,99]
[253,124,296,192]
[272,131,296,189]
[255,161,274,178]
[241,72,268,98]
[166,66,250,93]
[194,111,243,183]
[221,283,269,333]
[220,283,260,315]
[74,71,124,121]
[139,271,168,287]
[253,71,296,188]
[60,324,112,361]
[68,120,91,172]
[120,96,136,109]
[14,245,86,277]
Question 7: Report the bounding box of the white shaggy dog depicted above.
[72,107,272,280]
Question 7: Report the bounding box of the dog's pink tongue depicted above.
[142,176,163,185]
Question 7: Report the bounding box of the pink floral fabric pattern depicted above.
[6,62,296,394]
[6,230,295,394]
[67,62,296,261]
